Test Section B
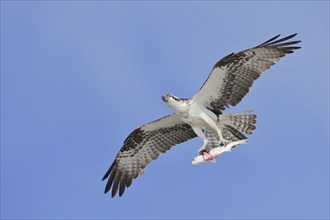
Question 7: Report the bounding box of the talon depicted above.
[197,141,209,155]
[198,147,211,155]
[198,149,207,155]
[202,150,216,161]
[220,139,231,146]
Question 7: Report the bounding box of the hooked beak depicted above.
[161,95,166,102]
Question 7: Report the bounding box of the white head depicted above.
[161,94,189,113]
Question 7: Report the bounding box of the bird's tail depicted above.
[219,110,257,135]
[205,110,257,149]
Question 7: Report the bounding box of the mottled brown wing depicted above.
[193,34,301,111]
[102,114,196,197]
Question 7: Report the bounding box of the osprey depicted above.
[102,34,301,197]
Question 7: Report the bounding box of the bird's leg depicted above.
[216,129,230,146]
[191,126,209,155]
[198,139,209,155]
[200,113,230,146]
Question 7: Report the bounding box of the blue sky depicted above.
[1,1,329,219]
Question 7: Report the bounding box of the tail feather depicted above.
[224,124,247,140]
[205,110,257,149]
[219,110,257,135]
[205,125,247,149]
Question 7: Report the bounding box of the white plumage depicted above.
[103,34,301,197]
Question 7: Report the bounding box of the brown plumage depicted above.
[102,114,196,197]
[193,33,301,111]
[103,34,301,197]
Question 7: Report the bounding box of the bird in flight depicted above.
[102,34,301,197]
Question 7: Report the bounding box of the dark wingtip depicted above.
[119,191,124,197]
[104,180,111,194]
[102,174,108,181]
[257,34,281,47]
[102,159,116,181]
[257,33,301,48]
[111,188,118,198]
[286,33,298,39]
[102,168,110,181]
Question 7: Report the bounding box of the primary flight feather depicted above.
[102,34,301,197]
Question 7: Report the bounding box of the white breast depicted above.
[178,101,210,128]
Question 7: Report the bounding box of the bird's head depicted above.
[161,94,181,103]
[162,94,189,113]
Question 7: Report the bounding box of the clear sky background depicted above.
[1,1,329,219]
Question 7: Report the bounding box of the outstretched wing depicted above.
[102,114,196,197]
[192,34,301,111]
